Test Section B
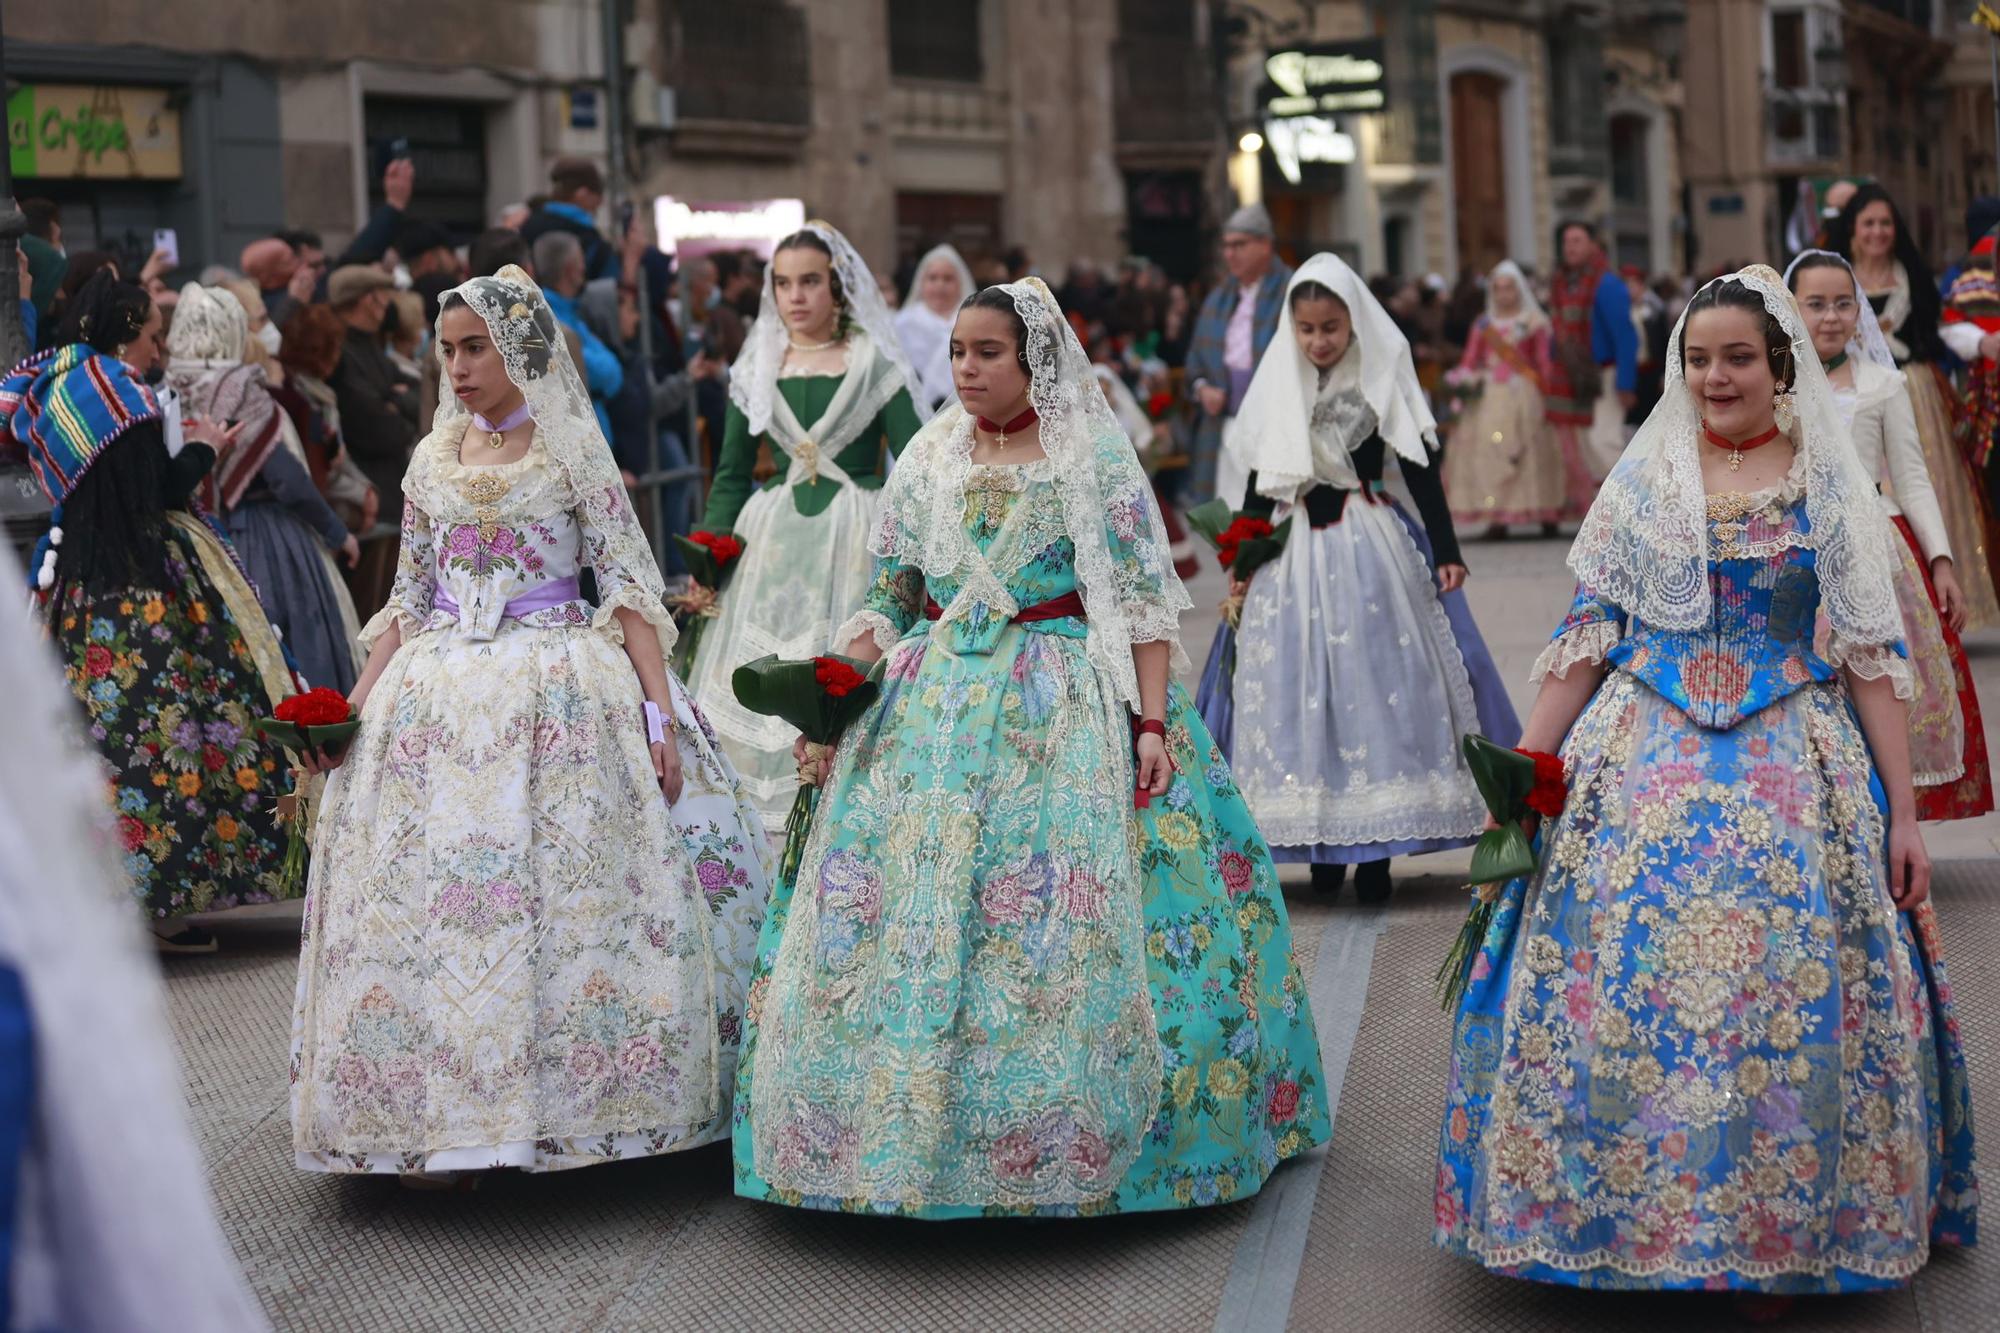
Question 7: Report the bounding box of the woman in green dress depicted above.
[686,223,923,827]
[732,279,1330,1217]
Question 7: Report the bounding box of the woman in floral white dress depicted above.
[290,267,769,1180]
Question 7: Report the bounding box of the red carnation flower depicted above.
[83,644,114,678]
[691,530,744,566]
[274,687,353,727]
[1520,748,1569,819]
[1146,390,1174,420]
[1219,515,1274,545]
[812,656,866,698]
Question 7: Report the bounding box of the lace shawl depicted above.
[869,278,1192,709]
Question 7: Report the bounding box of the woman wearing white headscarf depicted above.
[686,223,924,828]
[732,278,1330,1218]
[290,265,771,1181]
[894,243,976,414]
[1443,260,1564,534]
[165,282,362,692]
[1787,249,1991,822]
[1436,266,1977,1295]
[1214,254,1517,903]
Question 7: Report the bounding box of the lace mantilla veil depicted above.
[418,263,677,657]
[728,220,917,448]
[866,277,1193,709]
[1568,264,1903,660]
[1781,249,1898,371]
[1231,252,1438,503]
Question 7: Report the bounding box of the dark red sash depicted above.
[924,589,1088,622]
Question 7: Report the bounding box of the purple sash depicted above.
[433,576,582,623]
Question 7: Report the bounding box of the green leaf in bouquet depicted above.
[254,716,364,764]
[671,534,719,587]
[1460,733,1537,821]
[1185,498,1235,549]
[731,653,882,744]
[1467,821,1535,886]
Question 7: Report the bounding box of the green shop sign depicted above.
[9,84,183,180]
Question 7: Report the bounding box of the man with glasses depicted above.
[1183,204,1293,504]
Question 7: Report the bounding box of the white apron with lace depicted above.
[689,365,886,825]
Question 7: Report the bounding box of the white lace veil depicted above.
[1568,264,1902,653]
[729,220,917,445]
[870,277,1192,708]
[1232,253,1437,503]
[1485,259,1548,332]
[424,264,677,657]
[1782,249,1897,370]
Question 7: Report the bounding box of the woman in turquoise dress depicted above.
[732,279,1330,1216]
[1436,267,1978,1295]
[686,222,924,828]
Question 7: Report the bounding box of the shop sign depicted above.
[8,84,182,180]
[1260,39,1388,118]
[653,196,807,257]
[1264,115,1355,186]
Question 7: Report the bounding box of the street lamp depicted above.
[1239,130,1264,154]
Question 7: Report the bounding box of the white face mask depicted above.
[255,322,283,357]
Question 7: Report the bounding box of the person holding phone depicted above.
[1,274,295,955]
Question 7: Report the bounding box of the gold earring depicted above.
[1772,382,1797,435]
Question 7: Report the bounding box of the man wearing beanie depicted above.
[1183,203,1292,504]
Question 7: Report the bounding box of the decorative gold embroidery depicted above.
[457,472,513,541]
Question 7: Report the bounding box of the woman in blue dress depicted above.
[1435,266,1978,1294]
[733,278,1330,1216]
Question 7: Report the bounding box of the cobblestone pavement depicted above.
[172,535,2000,1331]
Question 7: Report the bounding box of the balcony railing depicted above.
[1112,35,1218,147]
[891,80,1006,138]
[668,1,811,131]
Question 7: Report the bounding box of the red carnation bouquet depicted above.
[1435,734,1569,1009]
[731,652,883,888]
[1186,499,1293,623]
[254,687,363,892]
[670,530,747,672]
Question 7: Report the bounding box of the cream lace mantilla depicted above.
[870,279,1191,708]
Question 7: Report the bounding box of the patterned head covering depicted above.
[0,345,164,589]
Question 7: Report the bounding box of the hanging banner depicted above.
[8,84,184,180]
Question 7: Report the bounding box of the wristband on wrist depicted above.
[1136,718,1167,739]
[643,700,666,746]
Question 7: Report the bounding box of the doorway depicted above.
[1449,71,1509,274]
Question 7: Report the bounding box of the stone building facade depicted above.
[1222,0,1685,282]
[632,0,1214,281]
[14,0,607,271]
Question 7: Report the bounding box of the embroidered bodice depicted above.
[367,433,651,645]
[1544,484,1838,730]
[846,460,1086,658]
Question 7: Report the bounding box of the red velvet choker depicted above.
[1702,421,1782,472]
[975,407,1038,437]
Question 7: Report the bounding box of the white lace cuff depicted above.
[1529,622,1621,684]
[834,610,906,657]
[1826,635,1915,701]
[593,585,680,655]
[359,600,427,653]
